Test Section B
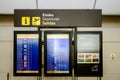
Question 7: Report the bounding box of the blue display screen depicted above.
[47,34,69,73]
[16,34,39,73]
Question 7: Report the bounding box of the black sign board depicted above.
[74,31,103,77]
[14,9,101,27]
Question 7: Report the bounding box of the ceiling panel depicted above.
[71,0,95,9]
[38,0,95,9]
[95,0,120,15]
[38,0,71,9]
[0,0,36,14]
[0,0,120,15]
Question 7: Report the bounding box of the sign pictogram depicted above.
[21,17,30,26]
[32,17,41,25]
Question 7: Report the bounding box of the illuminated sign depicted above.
[14,9,102,27]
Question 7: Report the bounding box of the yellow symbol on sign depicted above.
[32,17,41,25]
[21,17,30,25]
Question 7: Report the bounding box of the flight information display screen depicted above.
[77,34,100,64]
[46,34,70,74]
[14,31,41,76]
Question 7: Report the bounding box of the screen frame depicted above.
[14,31,42,76]
[74,31,103,77]
[44,31,72,76]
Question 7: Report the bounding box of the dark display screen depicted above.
[16,34,39,74]
[77,34,100,64]
[46,34,70,73]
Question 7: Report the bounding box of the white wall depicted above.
[0,15,120,80]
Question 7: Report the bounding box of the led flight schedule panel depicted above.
[75,31,103,77]
[44,31,72,76]
[14,31,41,76]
